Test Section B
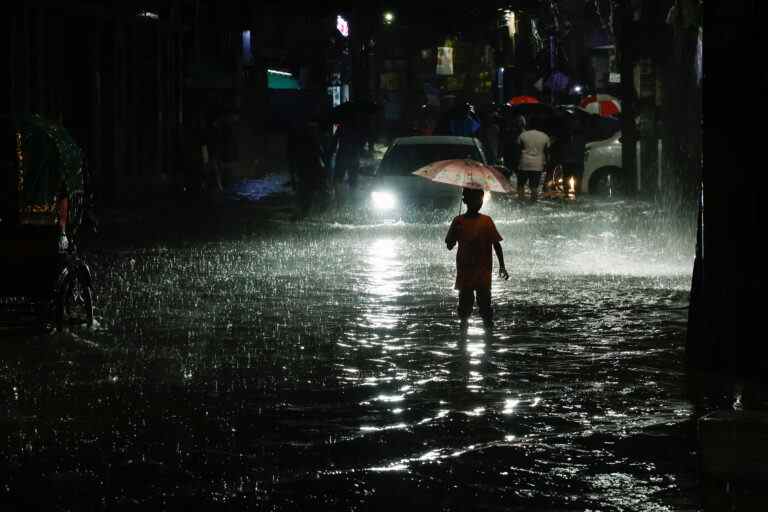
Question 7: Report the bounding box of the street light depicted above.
[383,11,395,25]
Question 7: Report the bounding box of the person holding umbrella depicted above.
[411,158,513,329]
[445,187,509,330]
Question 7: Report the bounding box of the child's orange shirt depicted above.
[446,213,502,290]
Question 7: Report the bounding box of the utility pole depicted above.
[615,0,637,196]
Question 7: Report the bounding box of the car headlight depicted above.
[371,191,397,210]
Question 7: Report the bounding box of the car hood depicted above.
[373,175,462,198]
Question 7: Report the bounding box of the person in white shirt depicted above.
[516,117,551,203]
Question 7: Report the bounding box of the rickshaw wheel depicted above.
[56,271,94,331]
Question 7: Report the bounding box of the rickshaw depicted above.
[1,113,94,331]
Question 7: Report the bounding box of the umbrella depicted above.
[579,94,621,117]
[413,159,514,193]
[13,114,84,224]
[503,102,557,122]
[329,99,380,125]
[507,95,540,106]
[567,106,621,141]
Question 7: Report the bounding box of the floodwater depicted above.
[0,196,701,510]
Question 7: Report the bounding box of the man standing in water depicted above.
[516,117,551,203]
[445,188,509,329]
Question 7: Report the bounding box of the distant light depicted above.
[137,11,159,20]
[383,11,395,25]
[573,85,583,94]
[242,31,253,64]
[337,15,349,37]
[267,69,292,76]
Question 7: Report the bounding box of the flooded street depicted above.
[0,197,701,510]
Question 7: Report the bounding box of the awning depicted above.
[268,69,300,90]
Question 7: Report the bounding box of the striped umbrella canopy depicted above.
[579,94,621,117]
[413,159,514,193]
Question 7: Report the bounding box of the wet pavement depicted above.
[0,192,705,510]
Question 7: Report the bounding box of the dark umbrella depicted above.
[267,90,331,133]
[566,106,621,142]
[328,99,380,126]
[503,102,568,141]
[503,102,557,122]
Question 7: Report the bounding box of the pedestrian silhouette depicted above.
[501,114,526,173]
[478,109,501,165]
[445,188,509,330]
[288,120,326,219]
[332,114,366,207]
[515,116,551,203]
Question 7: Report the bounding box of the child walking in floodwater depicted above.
[445,188,509,329]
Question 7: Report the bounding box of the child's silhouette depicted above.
[445,188,509,329]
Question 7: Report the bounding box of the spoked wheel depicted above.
[56,270,94,331]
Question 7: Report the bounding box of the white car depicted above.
[369,136,495,214]
[581,131,625,196]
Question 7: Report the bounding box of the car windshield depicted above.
[378,143,482,176]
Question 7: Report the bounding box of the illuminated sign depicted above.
[337,15,349,37]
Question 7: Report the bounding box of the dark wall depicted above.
[690,0,765,375]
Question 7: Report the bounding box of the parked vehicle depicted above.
[1,114,94,331]
[369,136,496,215]
[581,131,629,196]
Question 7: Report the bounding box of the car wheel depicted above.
[589,166,625,197]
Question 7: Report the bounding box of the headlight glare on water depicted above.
[371,191,397,210]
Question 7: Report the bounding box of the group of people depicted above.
[422,100,586,204]
[287,111,375,219]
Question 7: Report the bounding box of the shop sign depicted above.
[336,15,349,37]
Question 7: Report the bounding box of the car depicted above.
[581,130,630,196]
[369,135,497,215]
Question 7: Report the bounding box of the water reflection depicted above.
[0,198,702,510]
[363,237,403,330]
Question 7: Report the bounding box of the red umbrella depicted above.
[507,96,540,106]
[579,94,621,117]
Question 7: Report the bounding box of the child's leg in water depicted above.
[476,288,493,327]
[458,288,474,327]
